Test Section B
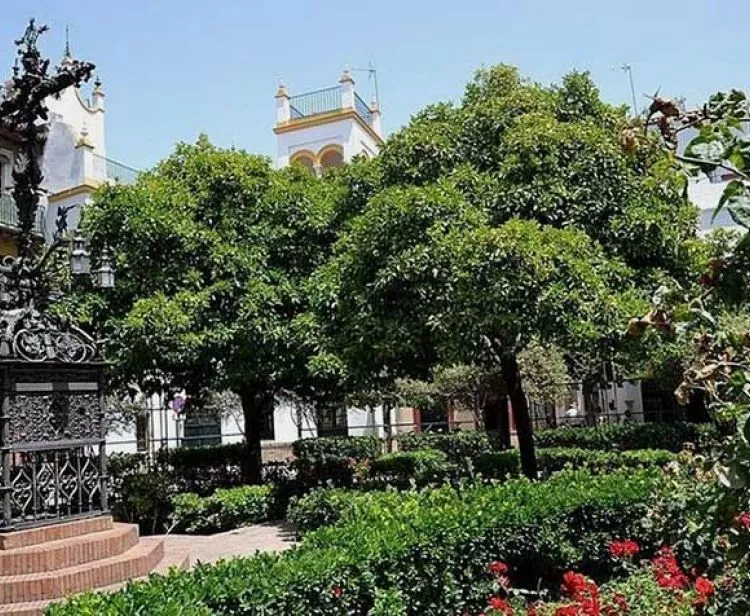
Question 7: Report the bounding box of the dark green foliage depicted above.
[286,488,354,535]
[397,430,498,461]
[291,436,382,461]
[534,422,719,453]
[291,435,383,488]
[170,485,275,534]
[473,450,522,479]
[367,450,452,486]
[156,444,247,495]
[108,453,174,535]
[536,447,676,478]
[48,470,669,616]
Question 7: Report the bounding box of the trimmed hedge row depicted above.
[287,448,675,535]
[171,485,275,534]
[536,447,677,477]
[533,422,718,453]
[48,470,669,616]
[397,430,498,460]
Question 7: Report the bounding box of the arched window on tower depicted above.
[318,146,344,170]
[289,151,316,174]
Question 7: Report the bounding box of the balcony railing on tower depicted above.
[289,86,375,126]
[92,154,140,186]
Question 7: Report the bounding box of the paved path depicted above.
[160,522,297,565]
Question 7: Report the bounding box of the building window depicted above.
[183,412,222,447]
[316,406,348,437]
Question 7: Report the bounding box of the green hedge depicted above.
[473,450,522,479]
[397,430,497,460]
[367,450,451,484]
[171,485,275,534]
[537,447,677,477]
[49,470,670,616]
[534,421,718,453]
[286,488,354,535]
[291,435,383,461]
[291,436,383,488]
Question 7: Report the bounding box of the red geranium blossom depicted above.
[609,540,640,559]
[735,512,750,530]
[487,596,514,615]
[331,585,342,599]
[693,576,715,605]
[489,561,509,576]
[651,546,689,591]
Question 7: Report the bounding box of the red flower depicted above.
[735,512,750,530]
[609,540,640,560]
[331,585,342,599]
[612,592,628,613]
[554,606,580,616]
[651,546,689,591]
[489,561,509,576]
[694,576,715,598]
[488,596,515,615]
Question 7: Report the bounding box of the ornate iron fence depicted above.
[0,362,108,530]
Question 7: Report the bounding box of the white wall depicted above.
[276,116,381,169]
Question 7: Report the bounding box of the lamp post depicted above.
[0,20,113,531]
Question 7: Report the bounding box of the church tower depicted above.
[274,68,383,173]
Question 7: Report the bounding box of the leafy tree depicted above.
[71,137,342,483]
[315,67,697,477]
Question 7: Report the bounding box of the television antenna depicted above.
[351,63,380,108]
[620,64,638,116]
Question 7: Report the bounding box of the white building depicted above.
[274,68,383,172]
[0,41,138,256]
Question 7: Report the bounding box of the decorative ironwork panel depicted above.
[8,392,102,446]
[8,447,102,524]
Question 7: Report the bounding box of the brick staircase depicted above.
[0,516,190,616]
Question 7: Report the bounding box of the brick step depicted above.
[0,517,113,552]
[0,524,139,576]
[0,537,164,605]
[0,544,190,616]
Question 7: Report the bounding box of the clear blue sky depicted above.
[2,1,747,170]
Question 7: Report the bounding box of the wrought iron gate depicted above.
[0,362,108,530]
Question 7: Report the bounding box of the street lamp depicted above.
[70,231,90,276]
[95,247,115,289]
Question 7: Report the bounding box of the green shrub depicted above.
[534,422,718,453]
[49,470,671,616]
[292,435,382,461]
[292,435,383,488]
[171,485,275,534]
[537,447,676,477]
[286,488,355,535]
[397,430,497,460]
[367,450,452,485]
[473,450,521,479]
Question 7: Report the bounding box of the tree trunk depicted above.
[483,391,511,449]
[238,386,274,485]
[501,354,538,479]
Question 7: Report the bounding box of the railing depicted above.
[289,86,342,118]
[0,193,45,235]
[92,154,140,185]
[354,92,373,125]
[288,86,375,127]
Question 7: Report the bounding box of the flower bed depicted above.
[48,470,670,615]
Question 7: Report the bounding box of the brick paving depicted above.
[161,521,297,565]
